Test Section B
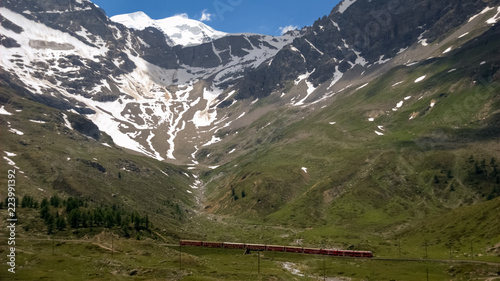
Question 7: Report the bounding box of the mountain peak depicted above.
[110,11,227,47]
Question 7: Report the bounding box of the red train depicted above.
[179,240,373,258]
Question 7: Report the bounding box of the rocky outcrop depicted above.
[234,0,497,100]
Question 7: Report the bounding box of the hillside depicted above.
[200,19,500,257]
[0,0,499,280]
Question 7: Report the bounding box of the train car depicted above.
[284,246,304,253]
[303,248,322,255]
[223,242,245,249]
[360,251,373,258]
[245,243,266,251]
[179,239,373,258]
[203,241,223,248]
[266,245,285,252]
[180,240,203,246]
[344,251,356,257]
[320,249,341,256]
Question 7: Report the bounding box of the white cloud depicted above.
[279,25,298,35]
[199,9,212,22]
[174,13,189,19]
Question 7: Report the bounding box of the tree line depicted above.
[3,194,151,237]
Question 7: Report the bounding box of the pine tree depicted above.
[40,198,49,208]
[46,214,55,234]
[21,195,29,208]
[40,205,50,220]
[81,211,88,228]
[105,211,115,228]
[50,195,61,207]
[56,216,66,231]
[68,208,81,228]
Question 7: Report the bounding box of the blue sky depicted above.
[92,0,342,35]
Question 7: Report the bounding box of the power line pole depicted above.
[257,250,260,275]
[112,235,114,259]
[424,241,428,259]
[398,238,401,259]
[471,241,474,260]
[323,255,326,281]
[179,241,182,270]
[426,268,429,281]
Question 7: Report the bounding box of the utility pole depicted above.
[179,241,182,270]
[424,241,428,259]
[426,268,429,281]
[52,236,55,256]
[257,250,260,275]
[471,242,474,260]
[112,235,114,258]
[449,242,452,261]
[398,238,401,259]
[322,240,326,281]
[323,255,326,281]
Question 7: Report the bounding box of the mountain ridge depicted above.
[110,11,227,47]
[1,1,500,278]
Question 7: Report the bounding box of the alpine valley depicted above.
[1,0,500,280]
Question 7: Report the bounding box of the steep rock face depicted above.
[235,0,499,99]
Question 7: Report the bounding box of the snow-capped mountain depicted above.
[1,0,499,168]
[110,11,227,47]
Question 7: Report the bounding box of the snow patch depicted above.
[443,47,452,54]
[375,131,384,136]
[4,151,17,157]
[338,0,357,13]
[3,156,16,166]
[328,66,344,89]
[62,113,73,129]
[414,75,426,83]
[329,122,337,125]
[192,87,221,128]
[293,70,317,106]
[29,120,46,124]
[304,39,324,56]
[486,7,500,24]
[375,55,391,64]
[469,6,495,22]
[392,81,403,87]
[202,135,222,147]
[0,105,13,115]
[301,167,308,173]
[458,32,469,39]
[368,118,374,122]
[9,128,24,135]
[356,83,369,90]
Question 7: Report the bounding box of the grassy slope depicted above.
[201,23,500,259]
[0,85,195,236]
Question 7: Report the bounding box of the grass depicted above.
[198,26,500,270]
[1,9,500,281]
[1,233,498,280]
